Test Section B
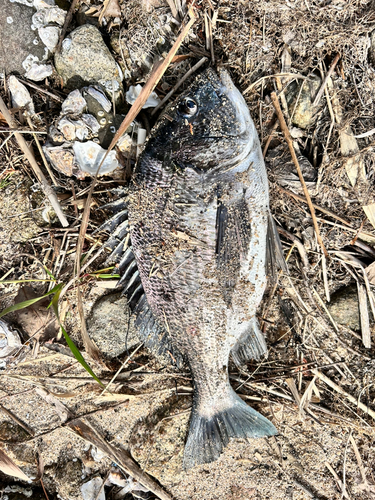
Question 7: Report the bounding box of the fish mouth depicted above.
[207,68,252,138]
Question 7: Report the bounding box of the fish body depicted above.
[104,69,279,468]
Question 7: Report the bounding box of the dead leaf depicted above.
[0,448,30,482]
[99,0,121,23]
[34,388,73,423]
[14,286,59,341]
[67,419,173,500]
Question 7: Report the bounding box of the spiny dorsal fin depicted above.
[98,198,183,367]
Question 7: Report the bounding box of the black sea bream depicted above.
[103,68,282,469]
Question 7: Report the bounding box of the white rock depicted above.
[125,84,161,108]
[117,133,132,153]
[105,471,127,487]
[57,117,77,141]
[91,447,106,462]
[84,86,112,113]
[73,141,119,175]
[24,63,53,81]
[8,75,35,115]
[74,120,90,141]
[9,0,34,6]
[33,0,56,8]
[81,114,100,134]
[38,26,60,52]
[61,89,87,115]
[81,477,105,500]
[0,319,22,368]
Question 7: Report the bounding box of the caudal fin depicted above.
[183,390,277,470]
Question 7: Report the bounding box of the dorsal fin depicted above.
[98,197,183,367]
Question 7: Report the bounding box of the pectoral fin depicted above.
[216,197,251,305]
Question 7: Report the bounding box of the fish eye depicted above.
[178,98,198,118]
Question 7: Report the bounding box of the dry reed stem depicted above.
[0,404,34,435]
[0,95,68,227]
[279,187,375,244]
[271,91,328,257]
[100,343,144,396]
[313,53,341,107]
[357,282,371,349]
[18,79,63,102]
[26,116,58,186]
[243,73,309,95]
[151,56,207,115]
[349,434,375,493]
[325,461,351,500]
[312,369,375,420]
[166,0,178,19]
[68,419,174,500]
[55,0,79,53]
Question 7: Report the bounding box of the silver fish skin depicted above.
[127,68,277,469]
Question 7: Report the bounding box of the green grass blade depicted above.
[43,267,56,280]
[0,284,63,319]
[51,289,105,388]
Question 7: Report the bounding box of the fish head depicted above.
[145,68,257,170]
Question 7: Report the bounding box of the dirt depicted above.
[1,0,375,499]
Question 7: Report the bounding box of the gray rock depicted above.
[327,285,360,331]
[87,292,139,359]
[286,75,322,129]
[0,1,46,76]
[54,25,123,94]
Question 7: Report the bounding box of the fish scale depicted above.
[102,68,286,469]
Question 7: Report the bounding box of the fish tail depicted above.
[183,388,276,470]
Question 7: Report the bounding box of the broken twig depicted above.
[313,53,340,107]
[312,369,375,420]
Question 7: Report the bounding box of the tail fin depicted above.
[183,390,276,470]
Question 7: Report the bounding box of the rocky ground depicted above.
[1,0,375,499]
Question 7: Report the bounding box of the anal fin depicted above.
[231,317,267,366]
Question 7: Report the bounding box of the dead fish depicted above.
[101,68,285,469]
